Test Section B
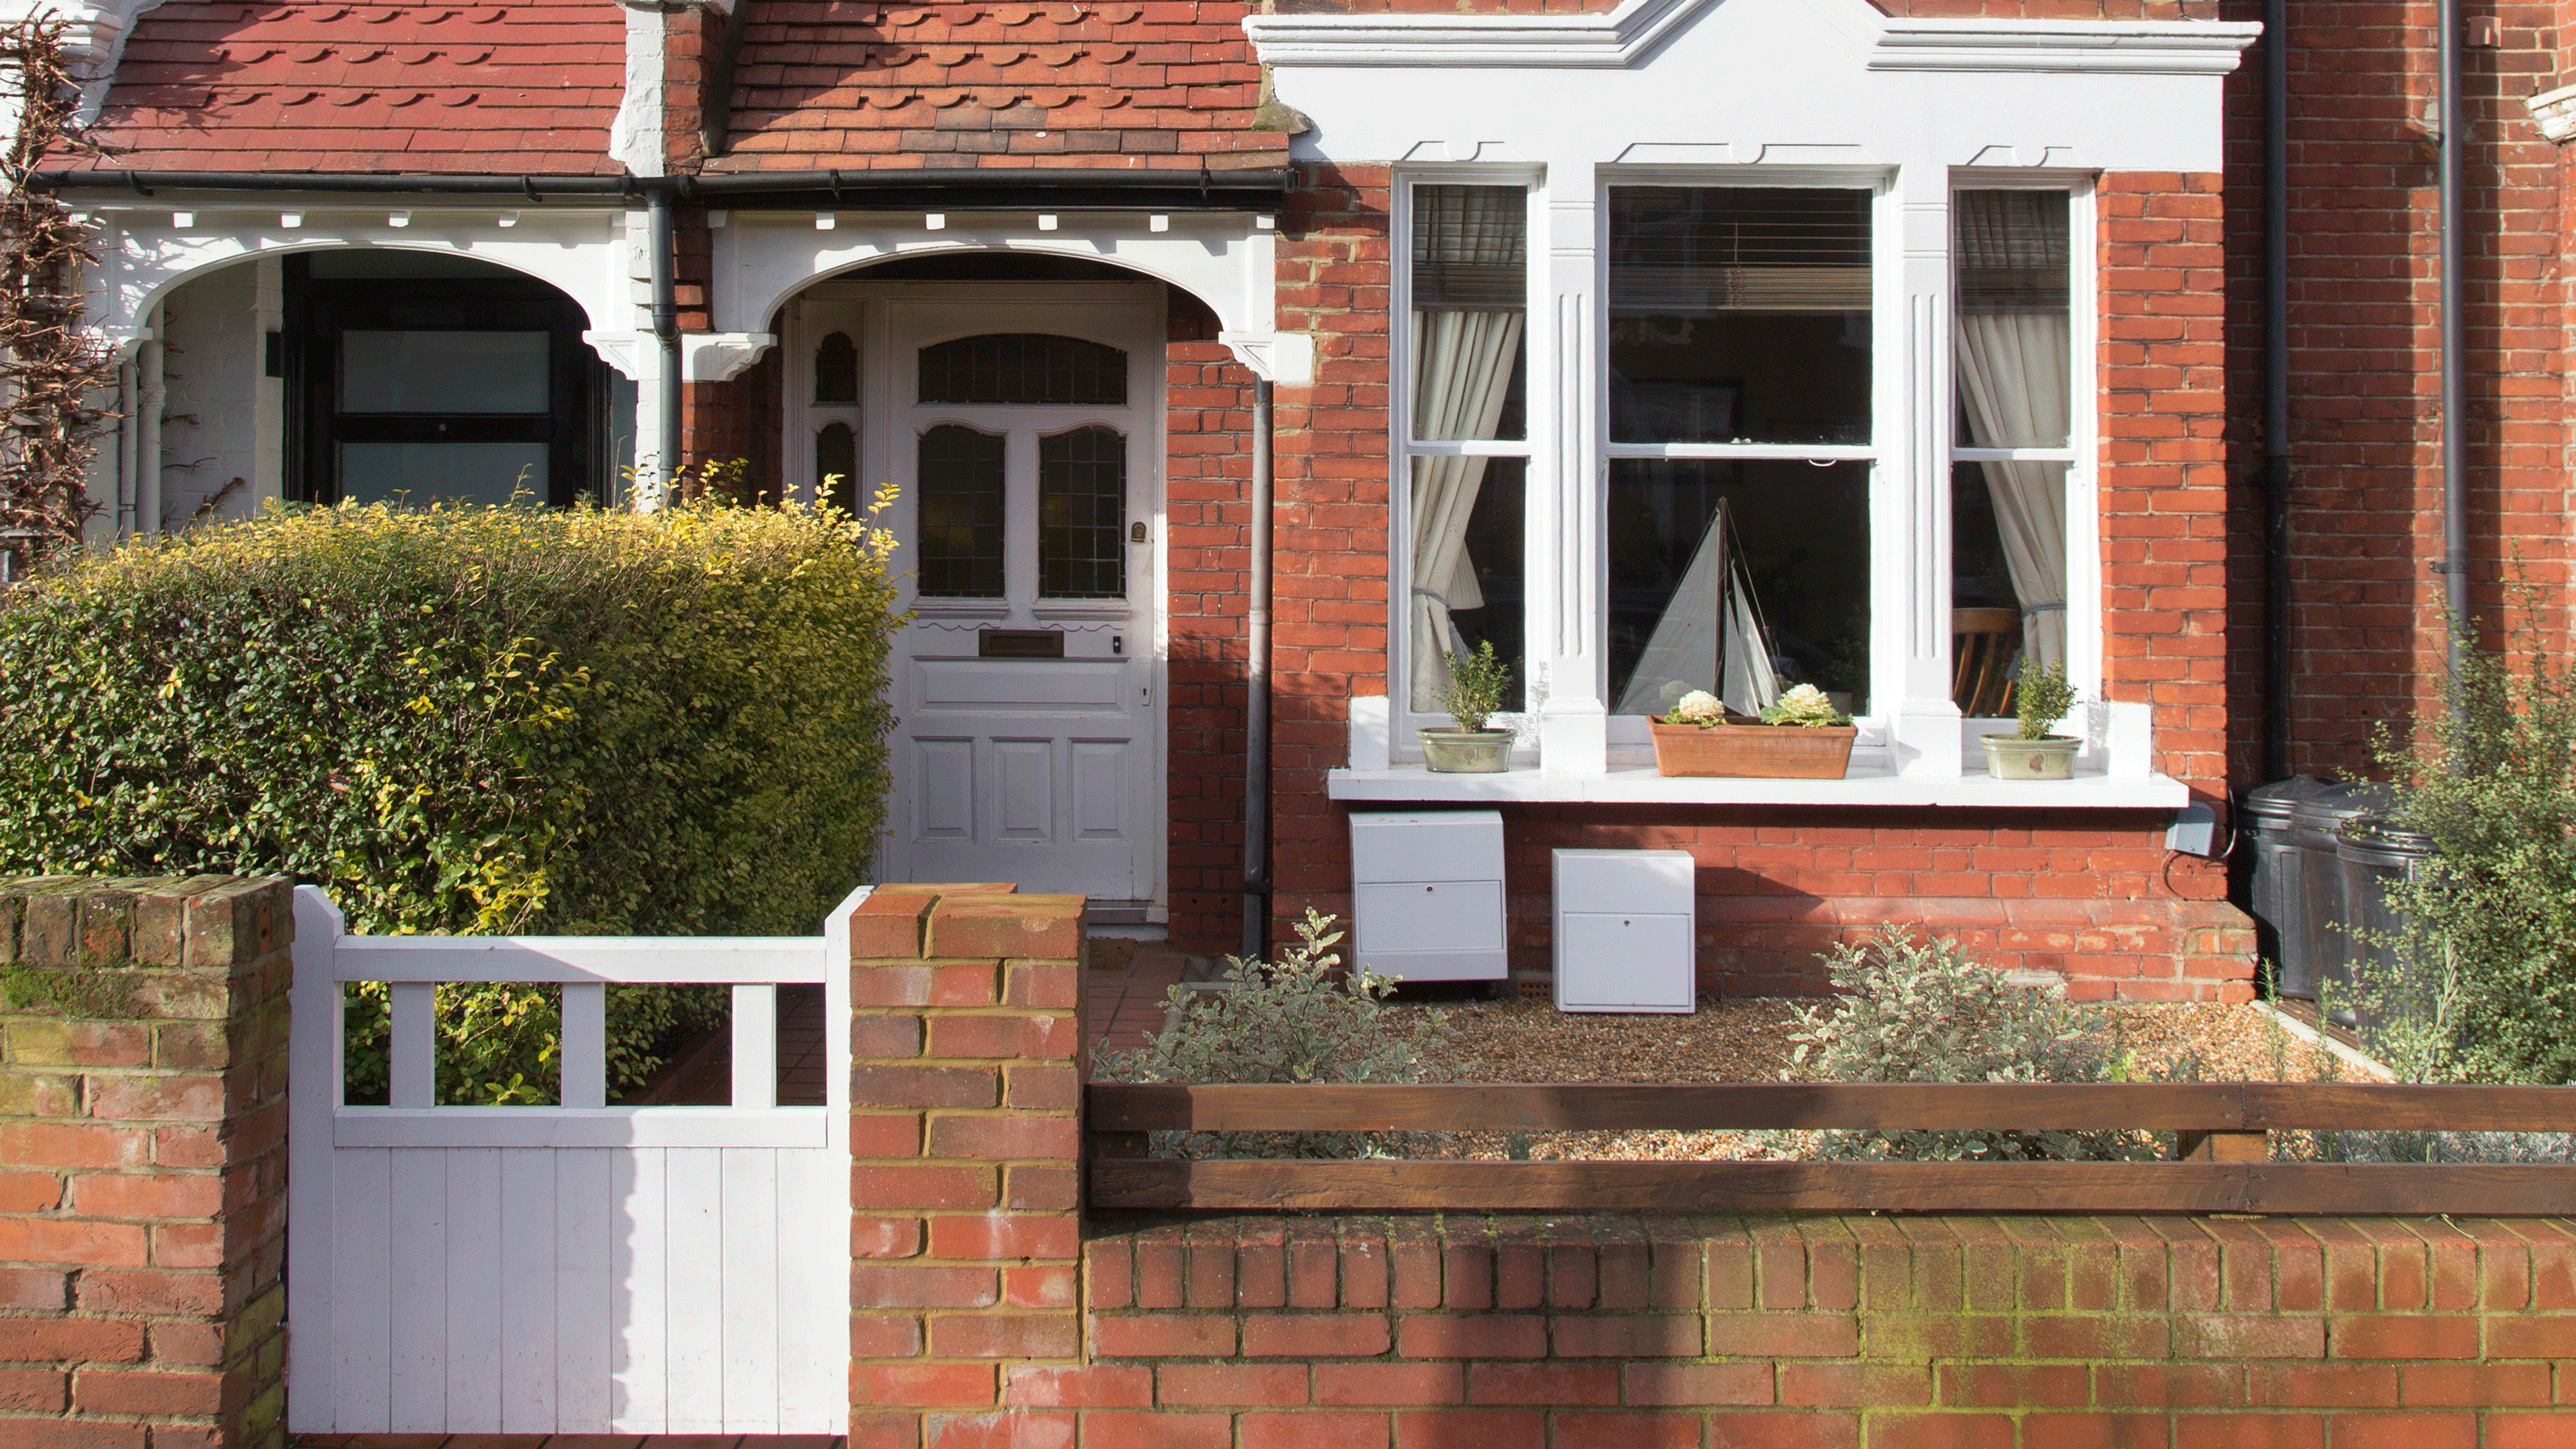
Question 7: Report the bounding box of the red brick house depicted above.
[34,0,2561,1001]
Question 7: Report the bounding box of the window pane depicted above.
[1040,426,1126,599]
[340,442,548,507]
[1608,188,1871,445]
[916,424,1004,597]
[1408,455,1524,715]
[1951,458,2067,700]
[342,331,550,414]
[817,422,857,516]
[1955,191,2071,450]
[919,334,1126,406]
[1412,185,1525,442]
[1607,459,1870,717]
[815,331,858,403]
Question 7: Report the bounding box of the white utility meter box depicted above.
[1552,848,1696,1013]
[1348,810,1508,984]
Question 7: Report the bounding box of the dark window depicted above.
[919,333,1126,406]
[917,424,1005,597]
[815,331,859,402]
[283,254,605,507]
[1608,188,1872,446]
[817,422,857,516]
[1038,426,1126,599]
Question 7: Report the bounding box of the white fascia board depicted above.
[1871,19,2262,76]
[1243,0,1702,68]
[1247,0,2256,76]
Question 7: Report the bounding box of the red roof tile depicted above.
[53,2,629,175]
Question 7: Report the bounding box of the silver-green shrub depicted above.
[1785,927,2163,1162]
[1092,909,1447,1158]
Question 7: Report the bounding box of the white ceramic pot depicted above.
[1982,734,2082,780]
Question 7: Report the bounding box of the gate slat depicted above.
[444,1148,504,1433]
[330,1146,393,1432]
[663,1148,728,1433]
[610,1149,668,1434]
[553,1149,614,1431]
[720,1150,782,1430]
[774,1145,845,1432]
[498,1150,558,1433]
[387,1150,449,1432]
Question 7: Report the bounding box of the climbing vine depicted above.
[0,17,114,564]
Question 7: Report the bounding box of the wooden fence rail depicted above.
[1084,1082,2576,1216]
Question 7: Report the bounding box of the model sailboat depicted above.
[1615,498,1781,718]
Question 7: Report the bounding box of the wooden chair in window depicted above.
[1952,608,2021,718]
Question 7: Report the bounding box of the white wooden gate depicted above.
[285,886,860,1437]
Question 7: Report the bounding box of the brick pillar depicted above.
[0,875,293,1449]
[847,882,1088,1448]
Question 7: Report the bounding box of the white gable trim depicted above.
[1244,0,2255,76]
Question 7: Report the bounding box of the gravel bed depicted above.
[1381,997,2342,1162]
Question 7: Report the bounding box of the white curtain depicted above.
[1956,309,2070,670]
[1407,307,1524,712]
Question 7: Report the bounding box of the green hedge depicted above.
[0,496,902,1100]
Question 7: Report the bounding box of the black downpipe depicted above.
[2261,0,2292,783]
[1241,378,1274,960]
[2437,0,2469,683]
[649,188,682,494]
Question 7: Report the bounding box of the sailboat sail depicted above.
[1616,498,1781,716]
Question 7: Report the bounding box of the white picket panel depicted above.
[287,885,861,1437]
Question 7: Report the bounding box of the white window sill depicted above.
[1325,763,2190,809]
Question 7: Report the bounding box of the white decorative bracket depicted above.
[102,326,155,365]
[1219,331,1315,386]
[685,332,778,382]
[2529,82,2576,142]
[581,330,650,382]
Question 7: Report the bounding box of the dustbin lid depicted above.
[2244,774,2332,824]
[2289,782,2397,830]
[2335,813,2437,860]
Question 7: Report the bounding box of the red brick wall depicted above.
[0,877,292,1449]
[2220,0,2575,786]
[1059,1212,2576,1447]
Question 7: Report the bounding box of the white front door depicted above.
[789,282,1166,913]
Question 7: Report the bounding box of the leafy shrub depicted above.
[1785,927,2165,1162]
[2357,589,2576,1084]
[1092,910,1449,1158]
[0,493,902,1100]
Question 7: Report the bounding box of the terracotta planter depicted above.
[1981,734,2081,780]
[1419,728,1513,774]
[1649,719,1856,779]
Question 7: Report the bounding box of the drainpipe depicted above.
[2436,0,2469,683]
[2260,0,2292,783]
[648,187,683,495]
[1242,377,1274,960]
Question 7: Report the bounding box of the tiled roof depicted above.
[708,1,1287,172]
[56,2,627,175]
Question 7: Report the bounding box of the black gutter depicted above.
[30,168,1294,212]
[2435,0,2468,687]
[2260,0,2292,783]
[1241,377,1274,960]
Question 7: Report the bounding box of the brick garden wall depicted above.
[0,876,293,1449]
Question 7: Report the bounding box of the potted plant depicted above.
[1420,640,1515,773]
[1981,658,2081,780]
[1649,683,1857,779]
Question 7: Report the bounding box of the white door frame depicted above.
[785,279,1170,918]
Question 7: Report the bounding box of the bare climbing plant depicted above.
[0,17,114,565]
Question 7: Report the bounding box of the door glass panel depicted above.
[1608,188,1871,445]
[340,442,550,508]
[919,334,1126,406]
[917,424,1005,597]
[817,422,857,515]
[815,331,858,403]
[1039,426,1126,599]
[341,331,550,414]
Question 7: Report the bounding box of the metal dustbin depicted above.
[2285,782,2394,1006]
[2244,776,2332,997]
[2334,815,2439,1035]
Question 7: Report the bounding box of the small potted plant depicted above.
[1649,683,1857,779]
[1981,658,2081,780]
[1420,640,1516,773]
